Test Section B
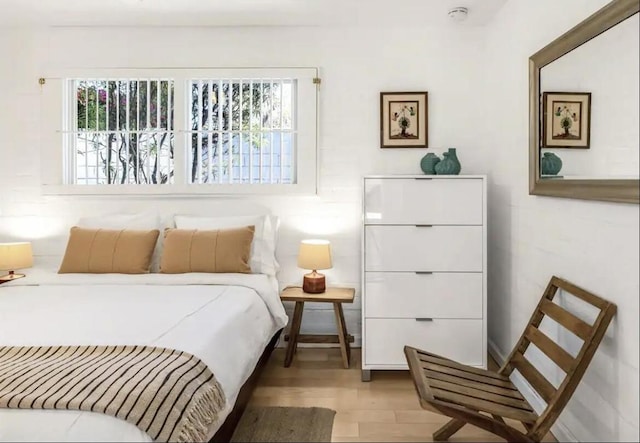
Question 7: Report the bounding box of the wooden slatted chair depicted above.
[404,276,617,442]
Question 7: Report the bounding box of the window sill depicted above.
[41,184,317,197]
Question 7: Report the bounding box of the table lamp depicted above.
[0,242,33,282]
[297,239,332,293]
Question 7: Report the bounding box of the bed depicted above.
[0,258,287,442]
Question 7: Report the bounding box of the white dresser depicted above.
[361,175,487,381]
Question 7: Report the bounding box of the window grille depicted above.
[188,79,295,184]
[71,79,174,185]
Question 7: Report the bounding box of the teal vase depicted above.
[434,148,461,175]
[541,152,562,175]
[420,153,441,174]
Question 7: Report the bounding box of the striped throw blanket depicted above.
[0,345,226,443]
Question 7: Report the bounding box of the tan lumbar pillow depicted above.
[58,227,160,274]
[160,226,255,274]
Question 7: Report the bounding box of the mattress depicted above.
[0,268,287,442]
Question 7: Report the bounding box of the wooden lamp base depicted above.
[303,271,326,293]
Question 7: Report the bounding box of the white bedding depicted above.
[0,267,287,442]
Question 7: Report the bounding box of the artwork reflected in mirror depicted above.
[542,92,591,149]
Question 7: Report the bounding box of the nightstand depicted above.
[280,286,355,368]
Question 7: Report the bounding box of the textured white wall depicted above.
[0,24,489,345]
[482,1,639,441]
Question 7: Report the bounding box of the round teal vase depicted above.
[434,148,461,175]
[420,153,441,174]
[541,152,562,175]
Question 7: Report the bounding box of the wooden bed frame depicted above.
[210,328,283,442]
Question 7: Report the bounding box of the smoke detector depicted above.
[448,7,469,22]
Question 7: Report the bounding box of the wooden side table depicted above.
[280,286,355,368]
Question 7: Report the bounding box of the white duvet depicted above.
[0,267,287,442]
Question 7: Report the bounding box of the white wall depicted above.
[541,13,639,177]
[0,24,489,345]
[483,1,639,442]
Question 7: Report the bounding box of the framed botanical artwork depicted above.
[542,91,591,149]
[380,91,428,148]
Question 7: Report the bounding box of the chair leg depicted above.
[433,419,466,441]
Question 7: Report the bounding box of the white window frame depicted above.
[40,67,318,195]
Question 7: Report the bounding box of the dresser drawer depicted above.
[364,318,484,366]
[365,226,483,272]
[364,178,483,225]
[365,272,483,319]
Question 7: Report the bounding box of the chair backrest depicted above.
[499,276,617,441]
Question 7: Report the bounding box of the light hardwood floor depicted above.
[249,348,556,442]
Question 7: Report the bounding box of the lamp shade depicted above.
[297,239,332,271]
[0,242,34,271]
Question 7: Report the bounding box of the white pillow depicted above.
[267,215,281,274]
[76,213,163,271]
[174,214,278,276]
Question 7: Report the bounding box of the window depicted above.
[189,79,295,185]
[43,68,318,194]
[72,79,175,185]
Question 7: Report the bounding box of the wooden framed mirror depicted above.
[529,0,639,204]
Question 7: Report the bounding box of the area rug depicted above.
[230,406,336,442]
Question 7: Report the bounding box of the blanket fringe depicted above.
[176,381,227,443]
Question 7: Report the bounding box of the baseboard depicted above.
[488,340,577,443]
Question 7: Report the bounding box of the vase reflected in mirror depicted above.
[541,152,563,176]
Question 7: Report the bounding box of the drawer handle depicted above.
[415,224,433,228]
[413,177,433,180]
[415,318,434,322]
[415,271,433,275]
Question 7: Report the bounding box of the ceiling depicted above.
[0,0,508,27]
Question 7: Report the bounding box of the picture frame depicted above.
[542,91,591,149]
[380,91,428,148]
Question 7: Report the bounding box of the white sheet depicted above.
[0,268,287,442]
